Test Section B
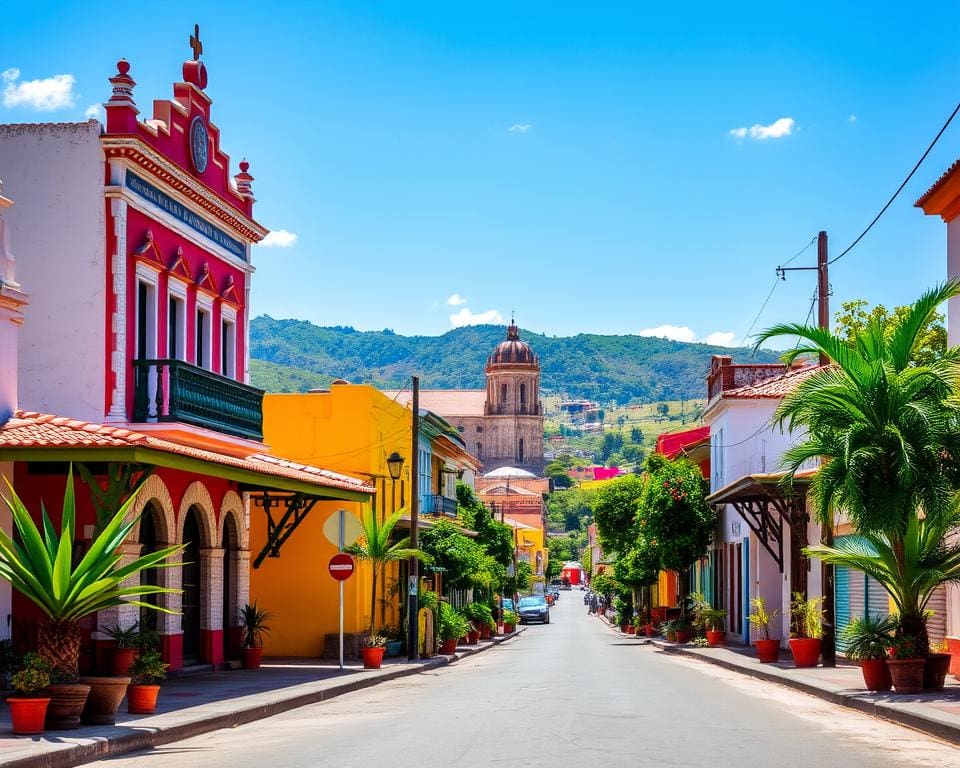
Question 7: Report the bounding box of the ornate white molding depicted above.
[106,196,128,422]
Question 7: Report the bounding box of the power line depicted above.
[829,100,960,266]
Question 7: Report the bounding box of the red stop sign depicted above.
[328,553,355,581]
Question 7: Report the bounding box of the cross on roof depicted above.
[190,24,203,60]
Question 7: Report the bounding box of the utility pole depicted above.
[407,376,420,661]
[817,231,830,368]
[817,231,836,667]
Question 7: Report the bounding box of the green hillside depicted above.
[248,316,783,404]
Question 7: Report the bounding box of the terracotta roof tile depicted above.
[720,365,824,399]
[0,410,373,495]
[916,157,960,209]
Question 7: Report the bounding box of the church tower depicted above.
[482,320,544,475]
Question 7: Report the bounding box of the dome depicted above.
[488,322,538,366]
[483,466,537,479]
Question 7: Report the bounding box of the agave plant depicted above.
[0,467,183,679]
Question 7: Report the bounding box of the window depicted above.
[476,425,482,433]
[168,296,185,360]
[476,442,482,459]
[221,317,236,379]
[500,382,507,406]
[457,425,464,433]
[136,278,157,360]
[196,306,211,370]
[518,438,525,463]
[520,382,527,404]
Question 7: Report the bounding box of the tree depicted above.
[347,509,428,634]
[640,453,714,617]
[614,534,661,623]
[592,474,645,555]
[756,280,960,651]
[656,403,669,419]
[456,484,513,571]
[630,427,644,444]
[419,519,494,591]
[834,298,947,366]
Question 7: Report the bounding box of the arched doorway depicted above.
[221,514,240,662]
[181,507,203,666]
[138,503,162,636]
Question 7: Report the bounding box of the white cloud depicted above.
[848,114,857,123]
[638,325,696,343]
[258,229,298,247]
[2,68,76,111]
[83,104,102,120]
[508,124,531,133]
[446,293,467,306]
[450,308,504,328]
[703,331,737,347]
[729,116,795,141]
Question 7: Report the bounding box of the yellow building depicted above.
[503,516,547,586]
[251,382,479,657]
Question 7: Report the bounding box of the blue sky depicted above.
[4,3,960,345]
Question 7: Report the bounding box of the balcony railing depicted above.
[707,356,788,401]
[423,494,458,518]
[133,359,264,441]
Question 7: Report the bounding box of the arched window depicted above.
[518,438,525,463]
[476,442,482,459]
[520,382,527,404]
[500,382,507,406]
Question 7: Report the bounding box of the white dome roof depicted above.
[483,466,536,479]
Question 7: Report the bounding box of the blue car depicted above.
[518,595,551,624]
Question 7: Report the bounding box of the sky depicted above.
[3,3,960,346]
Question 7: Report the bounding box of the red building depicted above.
[0,33,372,672]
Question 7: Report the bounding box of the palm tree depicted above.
[346,510,429,635]
[0,467,182,678]
[754,280,960,650]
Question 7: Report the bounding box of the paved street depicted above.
[95,596,960,768]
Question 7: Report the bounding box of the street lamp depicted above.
[386,452,404,513]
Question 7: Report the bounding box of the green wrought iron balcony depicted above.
[133,359,264,441]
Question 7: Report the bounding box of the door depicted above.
[139,504,160,636]
[181,508,203,665]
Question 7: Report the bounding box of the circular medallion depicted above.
[189,115,209,174]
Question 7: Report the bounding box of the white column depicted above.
[95,541,142,637]
[234,549,251,626]
[159,551,182,636]
[200,547,224,632]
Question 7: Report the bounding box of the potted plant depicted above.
[100,621,141,676]
[840,614,896,692]
[438,603,469,654]
[502,610,518,634]
[673,616,694,644]
[748,596,781,663]
[691,592,727,646]
[925,639,952,692]
[240,602,272,669]
[8,653,51,735]
[660,620,677,642]
[127,651,168,714]
[361,634,388,669]
[0,468,182,728]
[464,602,495,641]
[383,624,403,658]
[789,593,823,668]
[887,635,925,694]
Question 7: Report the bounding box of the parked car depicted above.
[518,596,550,624]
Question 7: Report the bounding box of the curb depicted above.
[652,641,960,746]
[6,629,524,768]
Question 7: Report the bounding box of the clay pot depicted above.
[361,647,385,669]
[706,630,725,647]
[439,638,458,654]
[467,630,480,645]
[241,647,263,670]
[80,676,131,725]
[8,697,50,735]
[45,683,91,729]
[127,684,160,715]
[111,648,137,677]
[887,658,925,694]
[644,625,655,637]
[625,625,635,635]
[503,623,515,634]
[675,629,693,644]
[755,638,780,663]
[789,637,822,668]
[479,625,491,640]
[924,653,951,691]
[858,659,892,692]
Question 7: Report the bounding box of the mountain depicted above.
[248,316,783,404]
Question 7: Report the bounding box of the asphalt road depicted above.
[97,592,960,767]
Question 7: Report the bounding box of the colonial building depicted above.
[0,34,372,671]
[386,320,545,476]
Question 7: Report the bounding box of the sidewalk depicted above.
[599,617,960,745]
[0,630,523,768]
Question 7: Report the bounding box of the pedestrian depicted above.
[589,594,598,615]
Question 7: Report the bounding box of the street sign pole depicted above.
[338,508,345,672]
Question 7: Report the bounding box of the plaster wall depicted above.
[948,217,960,346]
[0,122,106,422]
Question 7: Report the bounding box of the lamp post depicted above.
[408,376,421,661]
[386,451,404,513]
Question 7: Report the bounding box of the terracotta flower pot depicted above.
[80,676,131,725]
[127,684,160,714]
[644,625,655,637]
[111,648,137,677]
[503,623,515,634]
[706,630,725,647]
[439,638,458,654]
[241,647,263,669]
[675,629,693,644]
[755,638,780,663]
[858,659,892,692]
[789,637,821,668]
[887,657,925,694]
[467,630,480,645]
[479,625,491,640]
[924,653,951,691]
[625,625,635,635]
[45,683,91,730]
[361,647,385,669]
[8,697,50,735]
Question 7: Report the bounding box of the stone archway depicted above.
[177,482,218,666]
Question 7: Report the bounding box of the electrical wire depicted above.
[829,100,960,266]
